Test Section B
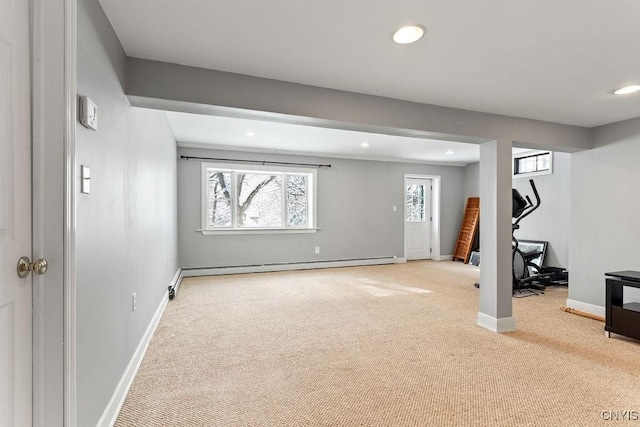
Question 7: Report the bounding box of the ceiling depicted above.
[99,0,640,163]
[167,111,484,165]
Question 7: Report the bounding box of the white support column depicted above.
[477,139,515,333]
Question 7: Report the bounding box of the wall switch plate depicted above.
[79,96,98,130]
[132,293,137,312]
[315,246,320,254]
[80,165,91,194]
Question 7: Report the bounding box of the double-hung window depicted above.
[201,162,317,234]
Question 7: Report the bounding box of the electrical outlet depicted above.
[132,293,136,312]
[315,246,320,254]
[393,205,397,211]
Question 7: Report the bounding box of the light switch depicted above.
[81,165,91,194]
[79,96,98,130]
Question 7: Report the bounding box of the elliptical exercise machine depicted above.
[511,179,552,295]
[474,179,550,295]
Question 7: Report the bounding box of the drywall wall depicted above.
[570,117,640,308]
[464,161,480,201]
[178,148,466,268]
[76,1,178,425]
[463,152,571,269]
[512,152,571,269]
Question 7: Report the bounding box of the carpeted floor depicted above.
[115,261,640,426]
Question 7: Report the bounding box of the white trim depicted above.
[31,1,46,424]
[63,0,77,423]
[201,162,318,231]
[437,255,454,261]
[565,299,605,318]
[403,174,441,261]
[199,228,319,235]
[96,270,181,427]
[394,257,407,263]
[477,313,516,333]
[182,257,399,277]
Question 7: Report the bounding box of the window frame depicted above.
[512,150,553,178]
[200,162,318,235]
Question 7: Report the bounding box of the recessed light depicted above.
[361,142,370,148]
[614,85,640,95]
[245,131,256,137]
[392,24,426,44]
[446,150,455,155]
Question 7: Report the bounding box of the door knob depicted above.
[17,256,48,278]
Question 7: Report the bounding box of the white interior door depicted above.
[0,0,32,425]
[405,178,432,260]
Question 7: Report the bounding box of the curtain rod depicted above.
[180,155,331,168]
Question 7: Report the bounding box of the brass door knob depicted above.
[17,256,48,278]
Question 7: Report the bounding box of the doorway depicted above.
[404,177,432,260]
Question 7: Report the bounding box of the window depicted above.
[406,183,426,222]
[201,162,317,233]
[513,151,553,178]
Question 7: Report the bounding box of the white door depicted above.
[0,0,32,425]
[405,178,432,260]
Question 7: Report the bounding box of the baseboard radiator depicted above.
[168,256,401,299]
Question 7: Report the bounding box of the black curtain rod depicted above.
[180,155,331,168]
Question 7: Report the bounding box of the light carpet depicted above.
[115,261,640,426]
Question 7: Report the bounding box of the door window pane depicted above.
[406,184,425,222]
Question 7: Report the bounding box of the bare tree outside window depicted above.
[237,173,281,227]
[406,183,425,222]
[287,175,307,227]
[205,167,312,230]
[207,172,231,227]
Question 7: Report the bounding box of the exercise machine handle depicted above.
[529,179,540,208]
[514,179,541,226]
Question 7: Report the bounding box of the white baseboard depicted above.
[565,299,605,318]
[97,269,181,427]
[437,255,453,261]
[182,257,398,277]
[477,312,516,333]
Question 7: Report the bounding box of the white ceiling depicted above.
[167,111,483,165]
[99,0,640,162]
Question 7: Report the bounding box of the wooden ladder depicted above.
[453,197,479,263]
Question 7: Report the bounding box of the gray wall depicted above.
[178,148,466,268]
[463,161,480,201]
[512,152,571,269]
[569,117,640,308]
[463,152,571,268]
[77,1,178,425]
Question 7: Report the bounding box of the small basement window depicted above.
[513,151,553,178]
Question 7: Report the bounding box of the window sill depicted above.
[513,169,552,179]
[198,228,320,236]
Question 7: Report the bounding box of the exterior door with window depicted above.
[0,0,32,424]
[405,178,432,260]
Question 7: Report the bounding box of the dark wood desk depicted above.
[605,270,640,340]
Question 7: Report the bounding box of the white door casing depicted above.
[0,0,32,424]
[405,178,432,260]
